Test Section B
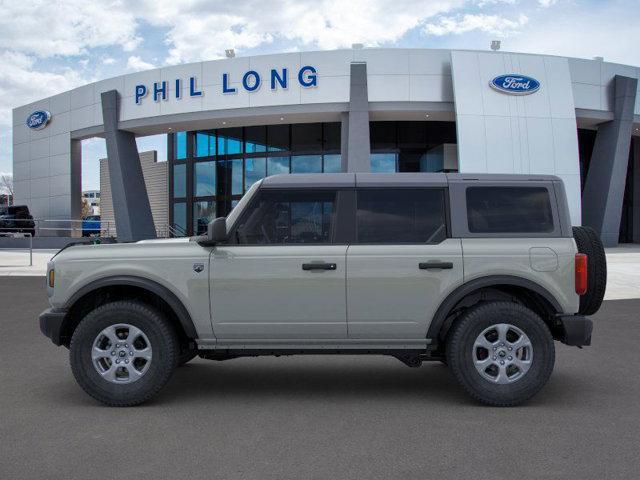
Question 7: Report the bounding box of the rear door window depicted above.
[466,187,554,233]
[356,188,447,243]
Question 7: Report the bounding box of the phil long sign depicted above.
[490,74,540,95]
[135,66,318,105]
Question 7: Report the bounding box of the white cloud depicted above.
[126,56,156,72]
[0,51,87,125]
[538,0,558,7]
[424,13,529,36]
[0,0,141,57]
[135,0,465,64]
[102,57,116,65]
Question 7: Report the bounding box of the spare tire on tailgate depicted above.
[572,226,607,315]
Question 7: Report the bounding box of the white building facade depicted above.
[12,48,640,245]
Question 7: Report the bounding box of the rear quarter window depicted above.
[466,186,554,233]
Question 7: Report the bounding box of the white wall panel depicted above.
[301,75,349,104]
[13,123,29,144]
[29,137,50,160]
[29,157,50,179]
[354,48,409,75]
[49,133,70,156]
[409,50,451,75]
[93,76,125,104]
[368,75,410,102]
[202,57,250,87]
[455,114,487,172]
[409,75,453,102]
[301,49,353,76]
[452,50,581,223]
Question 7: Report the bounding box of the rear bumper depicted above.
[557,314,593,346]
[39,308,67,346]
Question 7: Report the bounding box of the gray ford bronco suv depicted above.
[39,173,606,407]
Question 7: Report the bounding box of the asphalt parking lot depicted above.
[1,276,639,479]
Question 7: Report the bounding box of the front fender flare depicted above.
[64,275,198,339]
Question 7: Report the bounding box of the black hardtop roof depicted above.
[260,172,561,189]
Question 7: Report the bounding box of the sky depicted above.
[1,0,639,191]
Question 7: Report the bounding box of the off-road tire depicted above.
[572,226,607,315]
[176,344,198,366]
[446,301,555,407]
[70,300,178,407]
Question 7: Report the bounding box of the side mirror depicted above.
[208,217,228,244]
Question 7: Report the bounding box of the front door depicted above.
[211,188,347,339]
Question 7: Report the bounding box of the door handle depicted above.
[419,261,453,270]
[302,262,337,271]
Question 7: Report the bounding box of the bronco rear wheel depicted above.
[446,301,555,407]
[70,300,178,407]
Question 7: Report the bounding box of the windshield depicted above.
[225,180,262,230]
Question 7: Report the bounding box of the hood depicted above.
[136,237,191,244]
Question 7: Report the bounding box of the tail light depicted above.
[575,253,588,295]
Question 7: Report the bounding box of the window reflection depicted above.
[194,161,216,197]
[245,157,266,191]
[267,156,290,175]
[173,202,187,235]
[291,155,322,173]
[195,131,215,157]
[323,154,341,173]
[370,153,396,172]
[174,132,187,160]
[173,164,186,197]
[194,201,216,235]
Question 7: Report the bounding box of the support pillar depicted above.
[582,75,638,247]
[345,63,370,172]
[101,90,156,242]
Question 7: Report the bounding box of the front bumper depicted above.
[39,308,68,346]
[557,314,593,346]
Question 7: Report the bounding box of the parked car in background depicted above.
[82,215,101,237]
[0,205,35,236]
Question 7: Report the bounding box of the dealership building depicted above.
[11,48,640,246]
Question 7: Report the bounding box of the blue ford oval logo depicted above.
[490,74,540,95]
[26,110,51,130]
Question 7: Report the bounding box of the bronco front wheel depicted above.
[70,300,178,407]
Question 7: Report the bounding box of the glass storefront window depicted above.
[193,201,216,235]
[292,123,322,152]
[245,126,267,153]
[218,128,243,155]
[370,153,397,173]
[231,159,243,195]
[244,158,266,191]
[173,202,187,235]
[291,155,322,173]
[267,124,289,152]
[323,154,341,173]
[267,156,290,175]
[323,123,341,151]
[173,163,186,197]
[174,131,187,160]
[194,161,216,197]
[195,131,215,157]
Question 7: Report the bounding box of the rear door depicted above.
[346,187,463,339]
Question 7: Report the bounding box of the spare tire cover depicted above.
[572,226,607,315]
